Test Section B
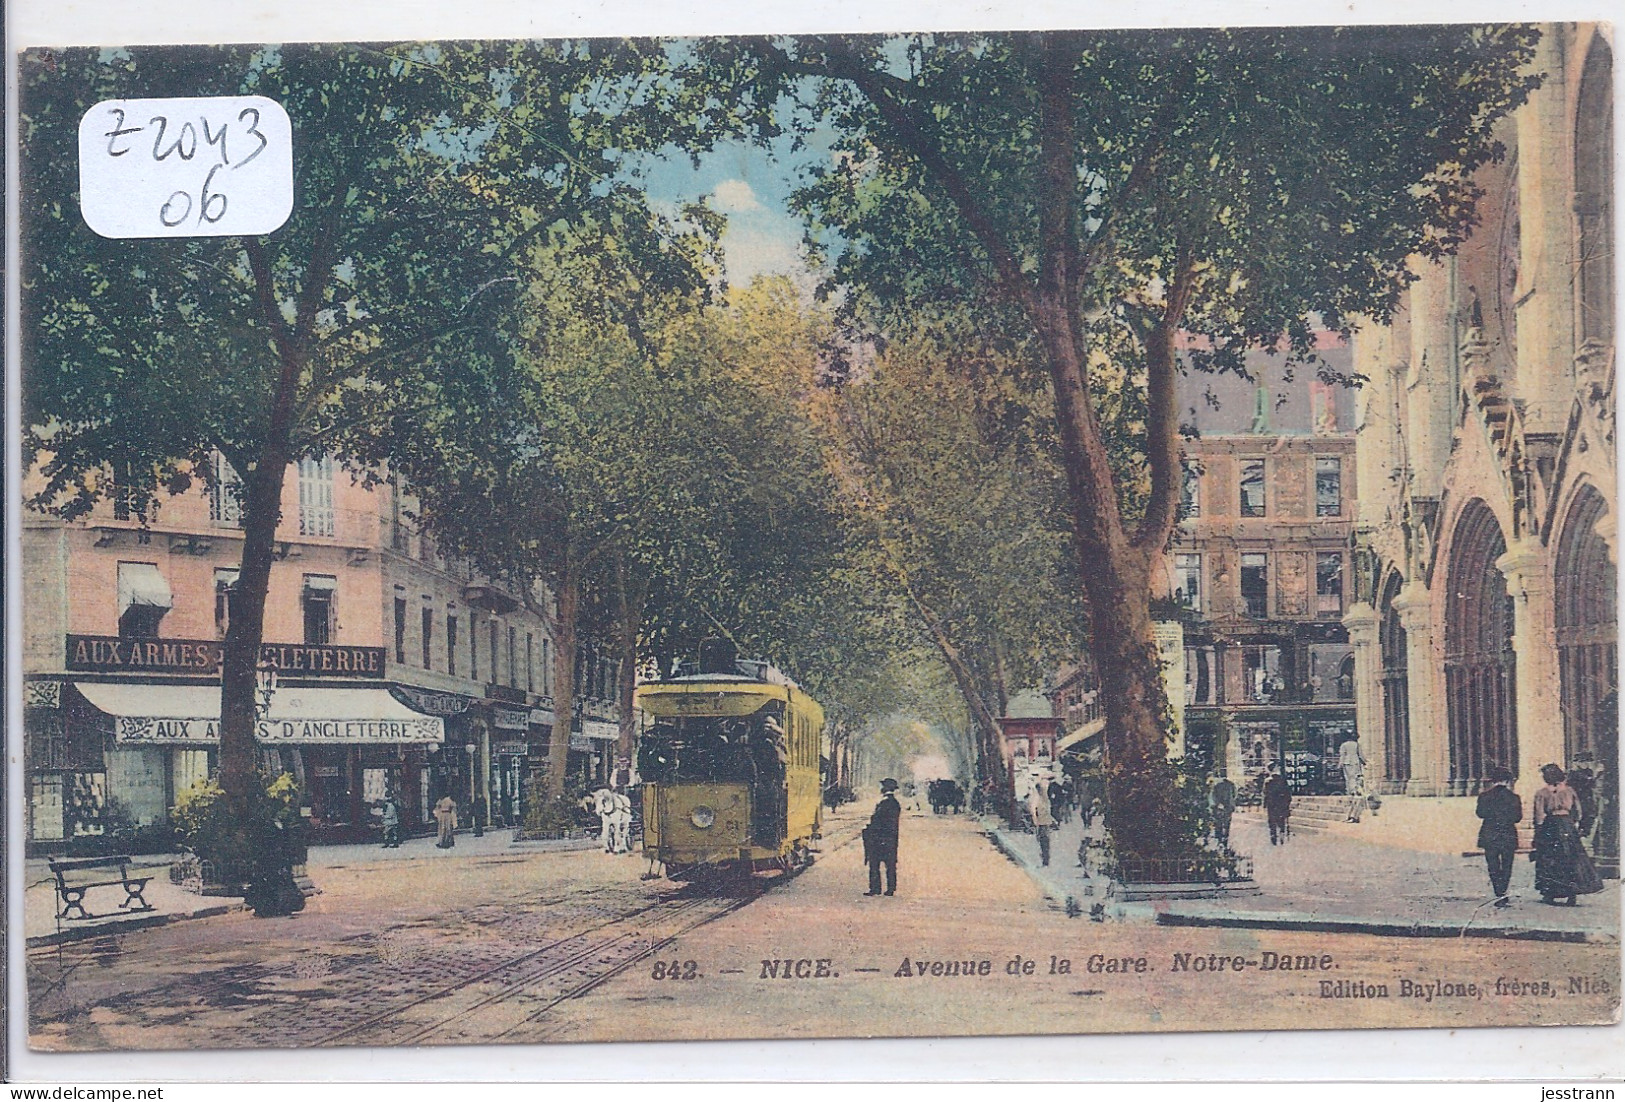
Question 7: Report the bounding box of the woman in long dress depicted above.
[434,794,458,849]
[1532,764,1604,905]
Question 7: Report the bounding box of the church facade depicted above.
[1343,25,1615,868]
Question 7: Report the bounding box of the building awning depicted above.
[117,563,173,615]
[77,682,444,745]
[1059,718,1105,753]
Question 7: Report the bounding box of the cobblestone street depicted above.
[27,803,1619,1052]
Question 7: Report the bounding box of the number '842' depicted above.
[650,960,699,980]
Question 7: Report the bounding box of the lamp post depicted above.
[465,742,479,834]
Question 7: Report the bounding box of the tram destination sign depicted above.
[66,634,386,678]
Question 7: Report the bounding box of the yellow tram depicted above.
[635,659,824,877]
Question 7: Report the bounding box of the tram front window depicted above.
[638,705,787,785]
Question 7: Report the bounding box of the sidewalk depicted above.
[306,825,596,869]
[23,856,240,946]
[25,827,601,946]
[982,807,1620,943]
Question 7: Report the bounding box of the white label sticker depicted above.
[77,96,294,239]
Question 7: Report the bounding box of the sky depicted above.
[630,123,840,288]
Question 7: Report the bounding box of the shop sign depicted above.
[67,634,385,678]
[494,741,529,756]
[529,708,554,726]
[485,683,527,704]
[569,732,592,752]
[114,715,443,745]
[492,707,530,731]
[389,685,475,716]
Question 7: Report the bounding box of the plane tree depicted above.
[684,26,1540,859]
[19,40,720,813]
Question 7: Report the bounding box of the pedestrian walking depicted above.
[1028,782,1055,867]
[380,798,401,849]
[1532,763,1605,906]
[1338,735,1365,820]
[1208,775,1237,848]
[434,794,458,849]
[862,778,901,896]
[1048,778,1068,825]
[1338,735,1364,795]
[1475,765,1521,906]
[1263,767,1292,845]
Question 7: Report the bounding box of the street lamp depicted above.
[254,658,278,723]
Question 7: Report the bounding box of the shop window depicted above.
[1240,553,1269,618]
[421,606,434,669]
[1316,457,1343,517]
[1242,646,1284,703]
[303,575,336,645]
[1316,552,1344,617]
[394,597,407,664]
[298,455,335,538]
[1174,553,1202,613]
[214,569,241,637]
[1240,460,1266,517]
[448,614,459,677]
[1181,461,1202,518]
[210,451,243,528]
[117,562,171,639]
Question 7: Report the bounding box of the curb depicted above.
[1153,910,1614,944]
[26,901,244,948]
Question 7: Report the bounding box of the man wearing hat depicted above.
[1475,765,1522,906]
[864,778,902,896]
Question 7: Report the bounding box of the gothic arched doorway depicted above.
[1554,484,1616,763]
[1444,501,1517,793]
[1378,572,1411,792]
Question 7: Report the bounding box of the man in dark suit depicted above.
[1476,765,1522,906]
[1262,767,1291,845]
[864,778,902,896]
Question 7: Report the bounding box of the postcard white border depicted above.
[6,0,1622,1083]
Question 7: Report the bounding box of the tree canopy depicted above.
[679,26,1541,856]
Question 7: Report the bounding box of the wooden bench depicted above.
[47,855,155,921]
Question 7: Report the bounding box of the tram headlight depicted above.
[689,805,716,830]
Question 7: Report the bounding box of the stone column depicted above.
[1496,539,1564,784]
[1394,584,1446,796]
[1342,602,1384,786]
[1514,26,1576,431]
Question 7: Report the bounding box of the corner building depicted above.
[1344,25,1616,870]
[21,457,624,851]
[1158,333,1359,791]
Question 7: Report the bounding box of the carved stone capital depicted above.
[1342,602,1380,644]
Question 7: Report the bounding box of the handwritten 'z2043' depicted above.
[99,105,270,228]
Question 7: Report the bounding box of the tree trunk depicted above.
[1024,266,1182,859]
[614,562,643,784]
[545,559,580,802]
[218,446,292,801]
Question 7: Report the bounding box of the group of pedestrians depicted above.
[1475,762,1605,908]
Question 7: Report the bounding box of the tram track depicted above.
[311,891,748,1047]
[366,813,872,1046]
[30,815,871,1048]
